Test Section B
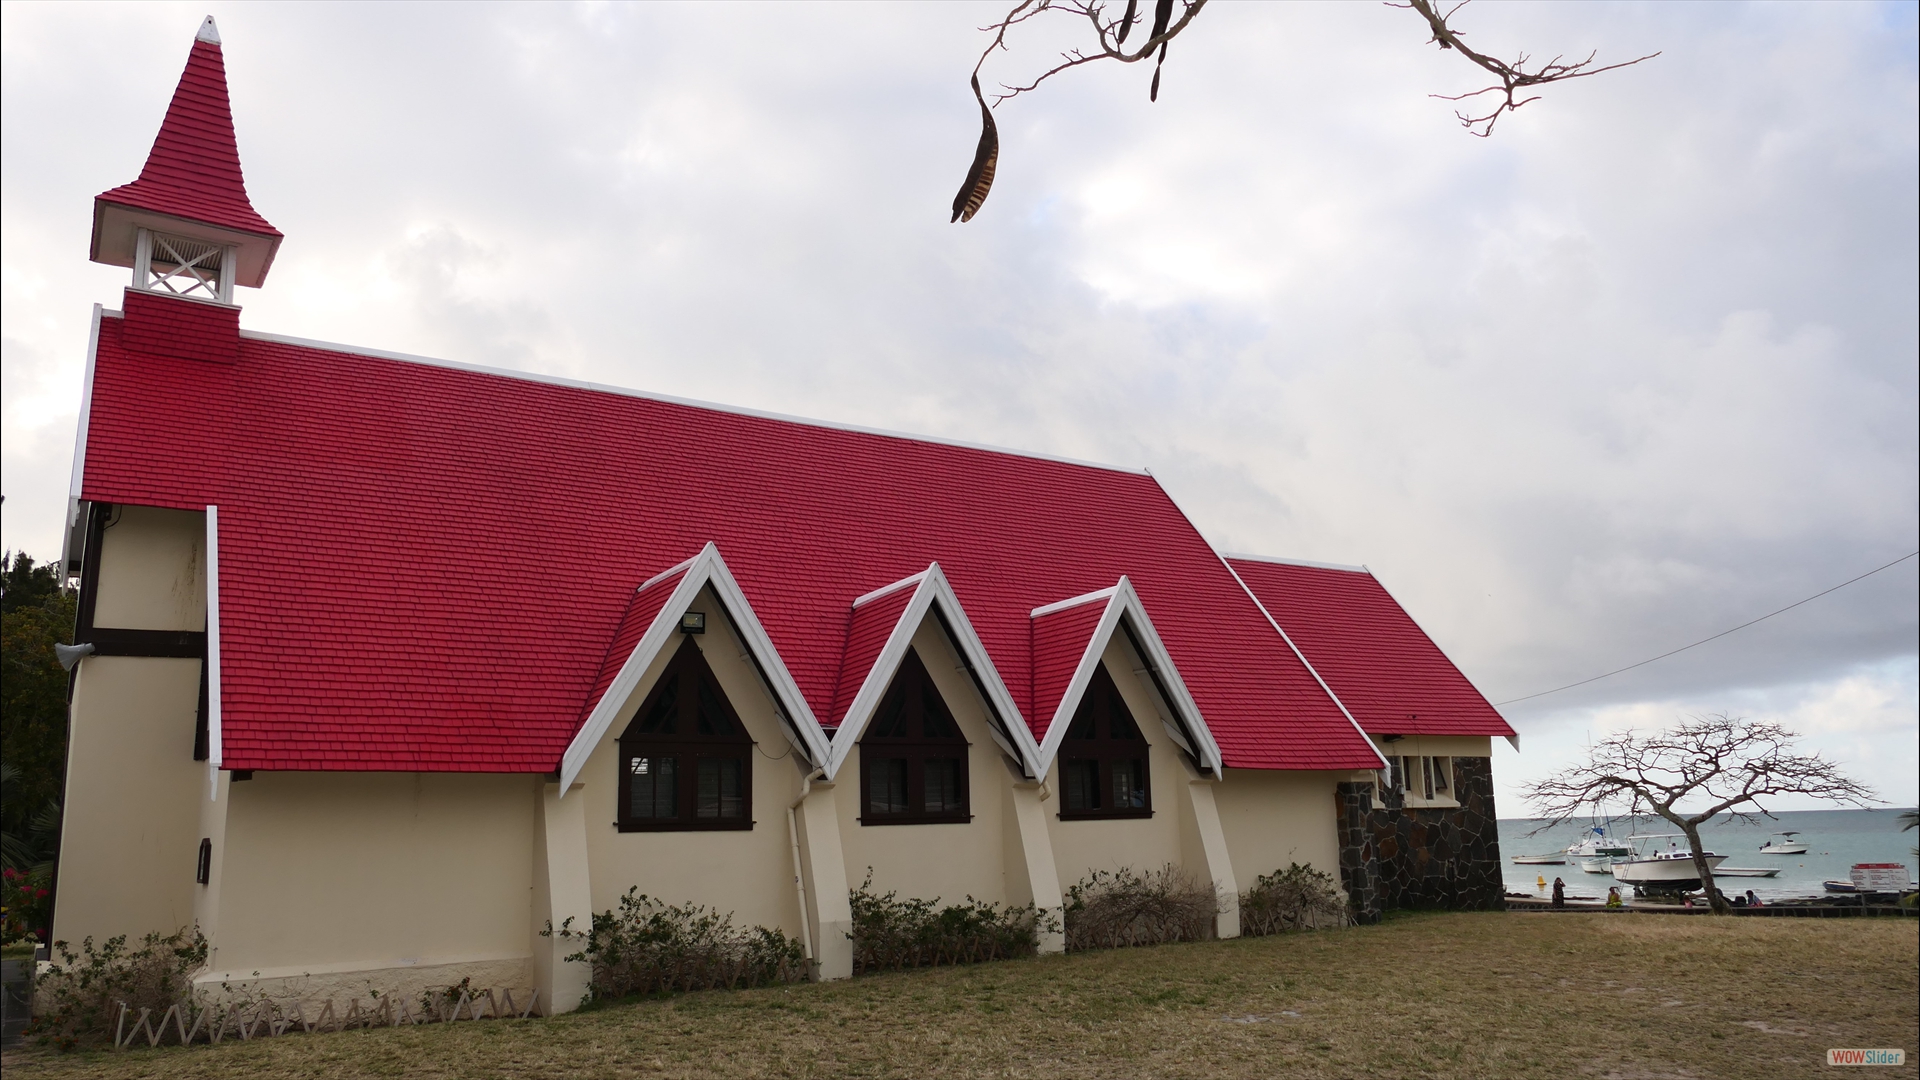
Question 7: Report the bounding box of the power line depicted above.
[1494,550,1919,707]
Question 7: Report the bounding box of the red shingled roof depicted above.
[1227,557,1514,739]
[582,565,690,727]
[828,580,918,728]
[78,313,1384,773]
[94,35,280,242]
[1029,597,1107,739]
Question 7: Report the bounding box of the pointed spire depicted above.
[90,18,282,289]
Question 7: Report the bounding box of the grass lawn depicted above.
[5,911,1914,1080]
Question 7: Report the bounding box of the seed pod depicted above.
[950,75,999,223]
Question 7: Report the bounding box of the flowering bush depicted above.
[2,866,52,944]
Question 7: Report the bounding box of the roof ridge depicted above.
[233,326,1151,477]
[1225,552,1370,574]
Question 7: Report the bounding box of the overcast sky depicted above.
[4,2,1915,810]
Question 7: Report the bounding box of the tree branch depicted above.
[1395,0,1659,136]
[1521,714,1878,913]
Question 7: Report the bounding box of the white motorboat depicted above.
[1579,857,1614,874]
[1757,831,1809,855]
[1566,825,1634,860]
[1712,866,1782,878]
[1610,835,1728,893]
[1511,854,1565,865]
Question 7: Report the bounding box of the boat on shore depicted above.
[1611,835,1728,894]
[1758,831,1809,855]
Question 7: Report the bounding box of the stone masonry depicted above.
[1335,757,1504,922]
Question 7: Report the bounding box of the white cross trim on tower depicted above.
[132,228,237,305]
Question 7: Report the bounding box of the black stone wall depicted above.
[1335,757,1504,918]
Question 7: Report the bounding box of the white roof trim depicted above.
[822,564,1040,781]
[62,305,104,574]
[1030,585,1118,619]
[557,542,832,793]
[1030,577,1224,776]
[853,569,928,609]
[1218,557,1388,770]
[233,328,1147,477]
[638,554,699,594]
[1224,552,1370,575]
[205,505,223,770]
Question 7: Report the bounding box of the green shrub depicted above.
[848,871,1047,973]
[26,926,207,1050]
[1238,863,1353,936]
[1064,865,1218,951]
[550,888,806,1001]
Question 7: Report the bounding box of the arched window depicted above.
[1058,663,1152,819]
[617,635,754,832]
[858,647,971,825]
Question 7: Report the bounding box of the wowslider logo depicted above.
[1827,1049,1905,1067]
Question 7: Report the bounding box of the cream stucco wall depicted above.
[578,587,814,939]
[1213,769,1345,885]
[835,616,1021,908]
[92,504,205,631]
[1042,636,1193,896]
[1377,735,1493,759]
[53,656,204,948]
[204,771,536,989]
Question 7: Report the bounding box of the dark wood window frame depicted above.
[1057,663,1153,820]
[616,636,755,832]
[858,647,972,826]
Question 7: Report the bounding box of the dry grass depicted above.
[4,911,1914,1080]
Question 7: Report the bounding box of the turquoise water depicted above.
[1497,807,1919,901]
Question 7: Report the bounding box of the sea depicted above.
[1497,807,1919,902]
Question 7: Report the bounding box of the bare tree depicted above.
[953,0,1659,222]
[1524,714,1876,915]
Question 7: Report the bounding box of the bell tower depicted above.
[88,16,281,315]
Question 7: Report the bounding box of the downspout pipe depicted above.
[787,767,826,963]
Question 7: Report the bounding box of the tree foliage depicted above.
[3,552,74,877]
[1523,714,1876,914]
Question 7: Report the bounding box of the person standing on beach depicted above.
[1552,877,1566,909]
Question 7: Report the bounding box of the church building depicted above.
[53,18,1516,1012]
